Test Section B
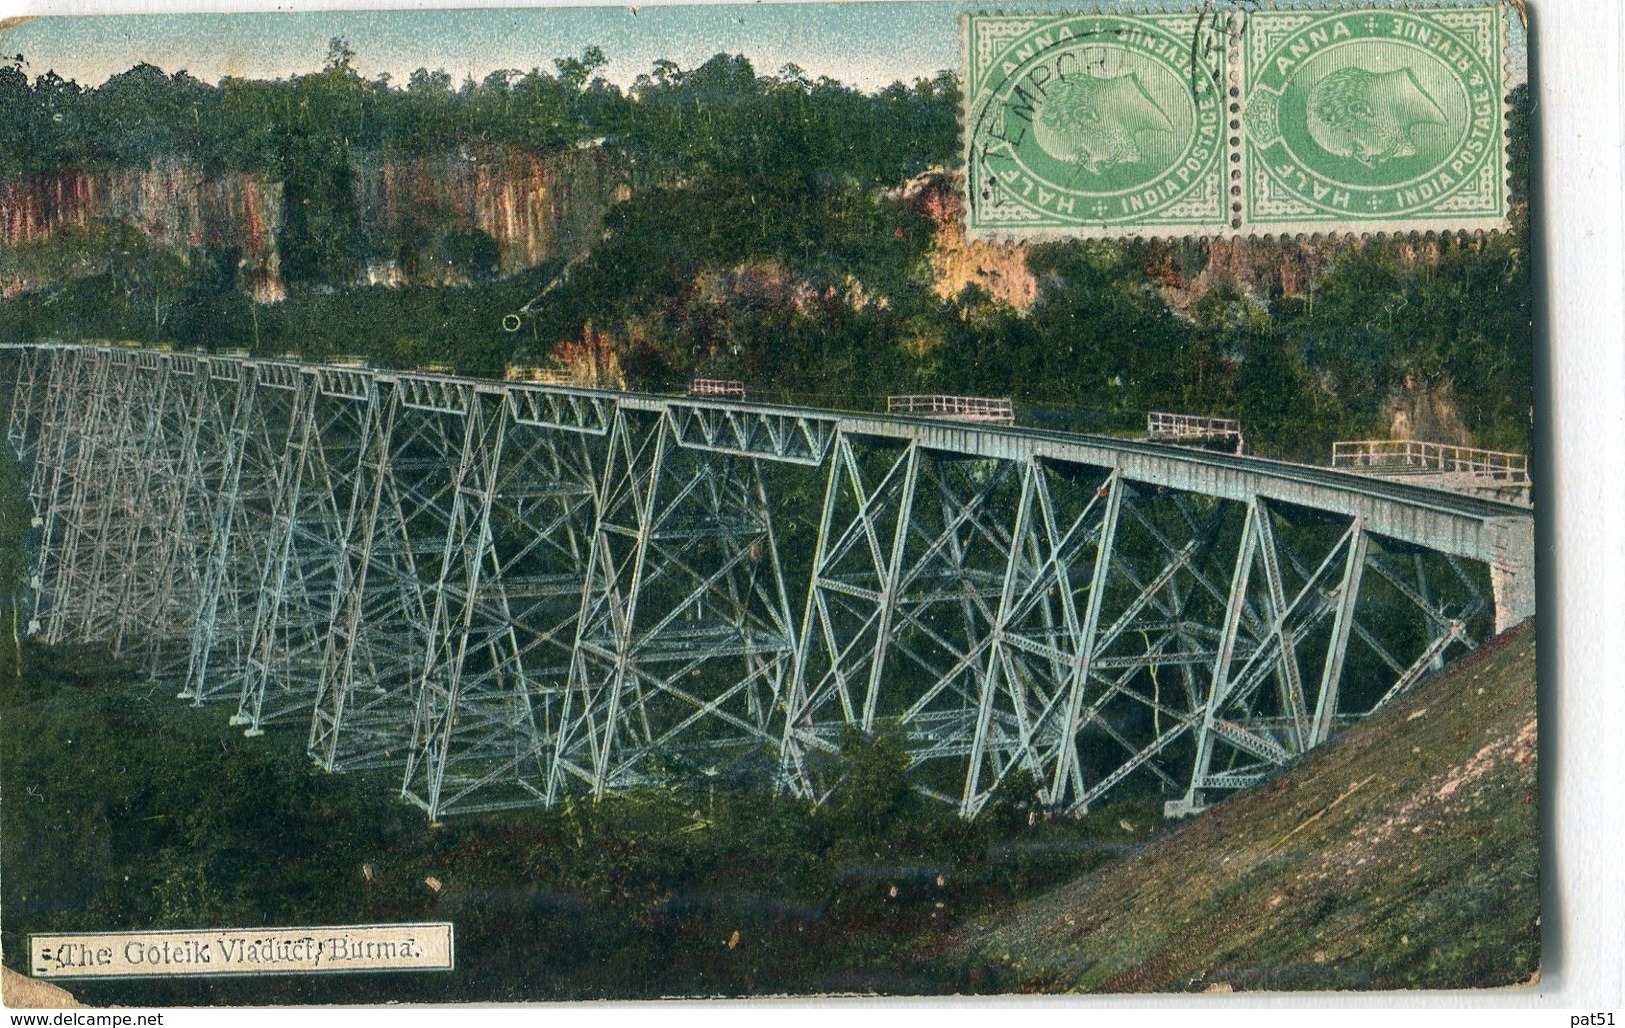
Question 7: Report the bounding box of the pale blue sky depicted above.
[0,0,1526,93]
[6,3,978,92]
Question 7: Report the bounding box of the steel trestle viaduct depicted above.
[1,343,1536,821]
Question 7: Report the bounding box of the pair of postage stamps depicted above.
[964,5,1509,237]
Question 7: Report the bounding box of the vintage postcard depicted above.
[0,0,1542,1009]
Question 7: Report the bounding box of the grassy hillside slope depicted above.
[944,621,1539,993]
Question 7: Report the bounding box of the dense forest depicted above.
[0,42,1534,461]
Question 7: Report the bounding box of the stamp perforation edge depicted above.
[961,0,1520,242]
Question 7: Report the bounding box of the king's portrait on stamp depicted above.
[965,4,1511,238]
[1241,6,1508,234]
[965,11,1230,236]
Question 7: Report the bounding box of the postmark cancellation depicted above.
[963,3,1514,239]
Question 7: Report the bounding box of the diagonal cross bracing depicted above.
[1,343,1534,821]
[232,369,375,734]
[562,408,797,805]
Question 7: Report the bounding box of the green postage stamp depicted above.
[964,4,1511,237]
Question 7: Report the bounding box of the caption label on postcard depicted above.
[30,923,454,978]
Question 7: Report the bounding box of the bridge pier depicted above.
[131,355,219,681]
[0,343,1536,822]
[565,407,797,804]
[233,366,376,735]
[1489,519,1537,634]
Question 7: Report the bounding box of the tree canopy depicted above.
[0,46,1533,462]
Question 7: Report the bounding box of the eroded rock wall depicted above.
[0,162,283,300]
[0,145,620,298]
[354,144,619,277]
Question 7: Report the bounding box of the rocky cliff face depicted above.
[0,162,283,301]
[1387,373,1470,445]
[354,144,620,281]
[903,169,1481,319]
[0,145,620,299]
[1157,235,1337,308]
[899,170,1039,311]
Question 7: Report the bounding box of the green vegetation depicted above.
[0,45,1533,461]
[946,622,1540,992]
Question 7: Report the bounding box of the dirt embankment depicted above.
[945,621,1539,993]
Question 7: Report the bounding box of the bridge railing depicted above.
[1332,440,1530,484]
[886,394,1015,423]
[1147,411,1244,448]
[505,364,574,385]
[686,378,747,400]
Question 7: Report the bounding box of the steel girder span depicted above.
[1,343,1535,822]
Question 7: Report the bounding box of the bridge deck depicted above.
[0,342,1538,821]
[2,342,1533,567]
[514,381,1528,568]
